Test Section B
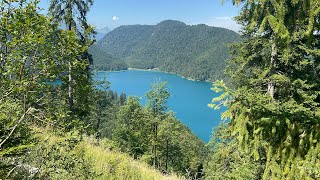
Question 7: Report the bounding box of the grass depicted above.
[78,138,181,180]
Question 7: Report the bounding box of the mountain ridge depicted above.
[95,26,112,41]
[90,20,240,81]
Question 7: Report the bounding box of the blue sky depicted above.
[38,0,242,32]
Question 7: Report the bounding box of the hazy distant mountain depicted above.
[95,27,111,41]
[91,20,240,81]
[97,27,111,34]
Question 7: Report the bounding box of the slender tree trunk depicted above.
[96,110,101,144]
[68,61,74,110]
[153,123,158,168]
[1,1,11,79]
[165,138,169,172]
[153,106,159,168]
[67,23,74,110]
[0,51,2,72]
[268,41,277,99]
[0,42,5,74]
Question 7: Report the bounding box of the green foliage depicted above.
[80,137,182,180]
[49,0,95,113]
[17,129,96,179]
[0,0,94,177]
[157,113,209,178]
[88,85,125,138]
[146,81,170,116]
[0,101,32,157]
[207,0,320,178]
[0,0,196,179]
[90,83,208,178]
[91,20,240,81]
[145,82,170,169]
[3,128,181,180]
[49,0,94,38]
[0,0,80,153]
[113,97,152,159]
[112,102,208,177]
[88,44,128,71]
[114,100,207,177]
[204,124,263,180]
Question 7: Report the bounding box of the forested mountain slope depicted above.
[89,44,128,71]
[91,20,240,81]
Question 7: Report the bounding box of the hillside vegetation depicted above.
[2,0,320,179]
[0,1,207,179]
[91,20,240,81]
[205,0,320,179]
[90,85,208,178]
[89,44,128,71]
[25,129,181,180]
[82,139,181,180]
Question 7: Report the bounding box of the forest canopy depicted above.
[90,20,240,81]
[205,0,320,179]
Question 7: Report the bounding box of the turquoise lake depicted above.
[94,70,224,142]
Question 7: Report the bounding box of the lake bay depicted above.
[94,70,224,142]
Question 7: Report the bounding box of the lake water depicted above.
[94,70,224,142]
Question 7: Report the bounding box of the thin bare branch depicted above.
[0,107,33,148]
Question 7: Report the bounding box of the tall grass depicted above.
[78,138,181,180]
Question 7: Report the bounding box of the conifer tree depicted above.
[49,0,94,111]
[211,0,320,178]
[145,82,170,168]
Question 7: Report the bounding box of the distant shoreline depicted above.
[97,68,213,83]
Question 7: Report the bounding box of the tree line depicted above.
[91,20,240,81]
[91,82,208,177]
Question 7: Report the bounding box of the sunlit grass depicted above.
[79,137,181,180]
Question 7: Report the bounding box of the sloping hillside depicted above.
[89,44,128,71]
[20,129,181,180]
[80,138,181,180]
[92,20,240,81]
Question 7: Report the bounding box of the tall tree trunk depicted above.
[95,110,101,144]
[153,123,158,168]
[68,61,74,110]
[1,1,11,79]
[268,41,277,99]
[165,138,169,172]
[68,23,74,110]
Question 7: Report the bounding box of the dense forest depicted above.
[90,20,240,81]
[0,0,207,179]
[1,0,320,179]
[206,0,320,179]
[89,44,128,71]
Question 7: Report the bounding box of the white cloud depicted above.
[112,16,119,21]
[206,16,242,33]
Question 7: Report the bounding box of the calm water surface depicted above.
[94,70,224,142]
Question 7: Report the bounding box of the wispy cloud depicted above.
[112,16,119,21]
[206,16,242,33]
